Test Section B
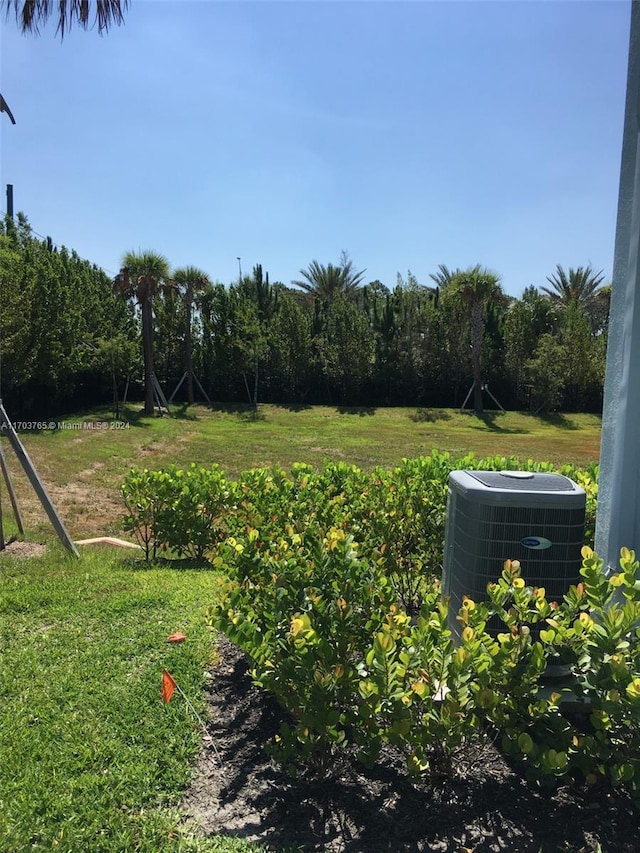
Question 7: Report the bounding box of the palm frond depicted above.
[0,92,16,124]
[542,265,606,308]
[173,266,211,292]
[2,0,128,37]
[115,250,170,302]
[429,264,462,289]
[293,253,365,300]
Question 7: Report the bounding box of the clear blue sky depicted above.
[0,0,631,296]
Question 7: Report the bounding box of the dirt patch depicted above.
[0,540,46,558]
[44,482,124,539]
[182,636,639,852]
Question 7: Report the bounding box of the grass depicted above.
[0,546,263,853]
[0,402,603,851]
[4,402,602,542]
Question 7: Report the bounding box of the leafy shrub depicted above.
[208,524,489,778]
[209,533,640,803]
[209,526,398,772]
[123,454,637,792]
[463,560,577,785]
[122,464,234,559]
[352,590,483,778]
[122,468,172,561]
[545,547,640,796]
[122,452,597,581]
[461,550,640,800]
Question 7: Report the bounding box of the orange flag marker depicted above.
[161,669,177,703]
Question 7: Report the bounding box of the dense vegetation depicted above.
[120,455,640,804]
[1,216,609,418]
[0,215,137,415]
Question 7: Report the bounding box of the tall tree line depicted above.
[0,219,609,417]
[0,215,137,415]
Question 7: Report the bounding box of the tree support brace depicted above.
[0,400,79,557]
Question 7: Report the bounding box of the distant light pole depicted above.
[237,257,242,284]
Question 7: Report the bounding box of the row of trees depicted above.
[0,215,610,418]
[114,245,609,416]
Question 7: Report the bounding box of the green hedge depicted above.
[118,453,640,802]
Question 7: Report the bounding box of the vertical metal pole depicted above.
[6,184,13,220]
[595,1,640,566]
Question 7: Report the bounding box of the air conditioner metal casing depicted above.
[442,470,586,638]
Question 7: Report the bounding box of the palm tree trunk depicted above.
[185,290,194,405]
[471,302,484,414]
[253,357,259,410]
[141,297,155,415]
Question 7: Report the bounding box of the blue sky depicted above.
[0,0,632,296]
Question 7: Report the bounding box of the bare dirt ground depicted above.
[182,636,639,853]
[0,539,46,558]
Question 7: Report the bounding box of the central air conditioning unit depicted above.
[442,470,586,639]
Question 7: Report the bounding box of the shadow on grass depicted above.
[410,408,452,423]
[115,405,201,425]
[465,411,529,434]
[276,402,313,412]
[120,555,216,572]
[336,406,377,416]
[532,412,580,430]
[207,402,267,421]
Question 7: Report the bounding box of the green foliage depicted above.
[546,547,640,796]
[119,452,640,802]
[1,213,612,412]
[210,535,640,800]
[0,215,136,410]
[312,295,375,404]
[122,452,598,587]
[353,592,482,778]
[293,251,366,301]
[209,527,398,773]
[455,550,640,799]
[208,525,487,779]
[122,464,234,560]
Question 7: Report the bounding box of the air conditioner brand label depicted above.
[521,536,552,550]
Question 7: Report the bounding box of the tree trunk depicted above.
[185,290,194,405]
[471,302,484,414]
[253,357,259,411]
[141,297,155,415]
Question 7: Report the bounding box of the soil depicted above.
[0,539,46,558]
[182,636,639,852]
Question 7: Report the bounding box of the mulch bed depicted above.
[182,636,639,852]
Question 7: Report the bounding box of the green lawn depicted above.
[0,547,261,853]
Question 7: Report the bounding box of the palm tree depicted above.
[173,266,211,405]
[293,251,366,301]
[114,251,170,415]
[541,265,606,313]
[2,0,128,37]
[447,266,504,415]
